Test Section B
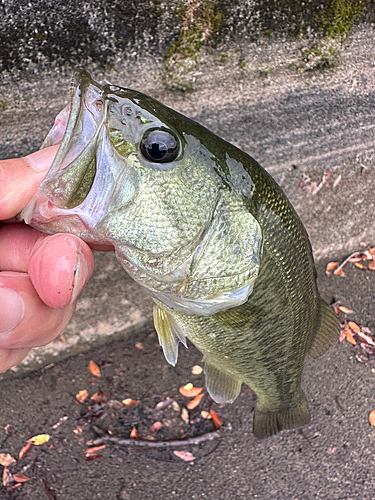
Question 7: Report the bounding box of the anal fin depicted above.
[204,360,242,403]
[153,304,187,367]
[308,299,340,359]
[253,391,310,439]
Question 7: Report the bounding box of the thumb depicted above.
[0,145,59,220]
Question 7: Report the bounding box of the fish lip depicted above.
[39,70,105,209]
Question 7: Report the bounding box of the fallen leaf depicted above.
[155,399,173,410]
[12,474,30,483]
[210,409,223,428]
[369,409,375,426]
[186,393,204,410]
[348,321,360,334]
[0,454,16,467]
[179,384,203,398]
[146,435,156,441]
[89,360,101,378]
[326,262,339,272]
[122,398,140,406]
[130,427,139,439]
[357,331,375,346]
[172,401,181,412]
[192,365,203,375]
[84,445,106,456]
[181,408,189,424]
[173,450,196,462]
[333,267,344,276]
[338,306,354,314]
[135,342,144,350]
[2,467,13,487]
[30,434,50,446]
[201,411,211,419]
[52,416,68,429]
[339,330,346,342]
[369,261,375,271]
[354,262,365,269]
[18,441,32,460]
[150,422,163,433]
[348,257,364,263]
[90,391,107,403]
[4,425,12,435]
[76,389,89,403]
[73,427,83,435]
[84,453,102,462]
[344,326,357,346]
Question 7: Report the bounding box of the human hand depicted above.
[0,146,95,372]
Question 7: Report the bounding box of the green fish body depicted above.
[21,70,339,438]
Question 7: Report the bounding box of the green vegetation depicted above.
[317,0,366,40]
[164,1,224,91]
[0,100,6,110]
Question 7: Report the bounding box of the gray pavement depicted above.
[0,22,375,500]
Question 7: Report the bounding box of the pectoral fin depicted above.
[153,304,187,366]
[204,360,242,403]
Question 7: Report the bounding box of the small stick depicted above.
[334,251,363,275]
[87,427,221,449]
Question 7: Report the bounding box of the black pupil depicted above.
[147,141,167,160]
[141,129,179,163]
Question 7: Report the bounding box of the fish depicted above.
[21,69,339,438]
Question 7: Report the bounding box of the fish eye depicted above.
[140,129,179,163]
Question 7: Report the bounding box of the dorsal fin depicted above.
[204,360,242,403]
[153,304,187,366]
[308,299,340,359]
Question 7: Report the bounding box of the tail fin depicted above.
[308,299,340,359]
[253,391,310,439]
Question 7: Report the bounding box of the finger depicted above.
[29,233,94,308]
[0,347,31,374]
[0,272,75,350]
[0,145,59,220]
[0,225,94,308]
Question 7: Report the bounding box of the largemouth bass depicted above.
[21,70,339,438]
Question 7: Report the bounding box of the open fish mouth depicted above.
[39,69,105,209]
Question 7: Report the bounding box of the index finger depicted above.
[0,145,59,220]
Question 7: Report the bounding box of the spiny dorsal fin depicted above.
[153,304,187,366]
[204,360,242,403]
[308,299,340,359]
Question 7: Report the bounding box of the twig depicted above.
[334,251,363,275]
[87,426,221,448]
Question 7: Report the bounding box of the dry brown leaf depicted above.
[369,410,375,426]
[369,261,375,271]
[0,454,16,467]
[84,453,102,462]
[18,441,32,460]
[181,408,189,424]
[73,427,83,435]
[122,398,140,406]
[179,384,203,398]
[334,306,339,315]
[186,393,204,410]
[357,331,375,346]
[348,321,361,334]
[75,389,89,403]
[135,342,144,350]
[173,450,196,462]
[2,467,13,487]
[84,445,106,456]
[172,401,181,412]
[201,411,211,419]
[146,435,156,441]
[30,434,50,446]
[333,267,344,276]
[210,409,223,428]
[13,474,30,483]
[354,262,365,269]
[89,360,101,378]
[150,422,162,433]
[326,262,339,272]
[192,365,203,375]
[130,427,139,439]
[90,391,107,403]
[339,330,346,342]
[338,306,354,314]
[344,326,357,346]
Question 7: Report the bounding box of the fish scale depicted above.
[21,69,339,438]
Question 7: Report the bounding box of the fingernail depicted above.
[70,251,90,305]
[0,287,25,334]
[26,145,59,172]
